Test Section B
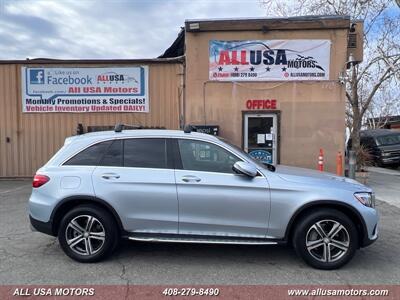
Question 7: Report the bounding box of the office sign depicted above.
[209,40,330,81]
[246,99,277,110]
[22,66,149,113]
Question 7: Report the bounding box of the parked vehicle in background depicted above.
[29,126,378,269]
[356,129,400,168]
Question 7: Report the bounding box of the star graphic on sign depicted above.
[218,66,223,71]
[282,67,287,71]
[250,67,255,72]
[265,67,271,72]
[234,67,239,72]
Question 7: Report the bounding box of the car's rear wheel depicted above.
[293,209,358,270]
[58,205,118,262]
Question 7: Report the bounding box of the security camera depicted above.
[338,72,349,85]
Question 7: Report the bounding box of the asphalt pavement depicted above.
[0,174,399,285]
[367,166,400,208]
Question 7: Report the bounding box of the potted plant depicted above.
[355,144,373,184]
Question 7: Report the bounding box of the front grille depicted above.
[386,150,400,157]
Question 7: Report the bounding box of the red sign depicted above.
[246,99,277,110]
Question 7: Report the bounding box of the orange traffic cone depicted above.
[336,151,343,176]
[318,148,324,171]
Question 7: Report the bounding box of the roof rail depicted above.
[183,125,197,133]
[114,123,169,132]
[114,123,143,132]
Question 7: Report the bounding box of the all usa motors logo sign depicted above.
[22,66,149,113]
[209,40,330,81]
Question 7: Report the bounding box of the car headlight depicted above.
[354,192,375,208]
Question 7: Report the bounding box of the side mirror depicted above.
[233,161,258,177]
[264,163,276,172]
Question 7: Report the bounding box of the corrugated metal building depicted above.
[0,16,362,177]
[0,59,184,177]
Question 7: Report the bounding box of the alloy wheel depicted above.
[65,215,106,256]
[305,219,350,263]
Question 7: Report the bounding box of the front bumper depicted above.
[355,198,379,248]
[29,215,56,236]
[361,223,378,247]
[381,156,400,164]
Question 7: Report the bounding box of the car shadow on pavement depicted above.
[113,239,301,266]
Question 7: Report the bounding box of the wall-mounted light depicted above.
[347,53,356,67]
[189,23,200,30]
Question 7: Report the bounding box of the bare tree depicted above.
[261,0,400,162]
[365,88,400,129]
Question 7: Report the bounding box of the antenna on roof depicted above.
[114,123,124,132]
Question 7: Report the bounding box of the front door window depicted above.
[178,139,240,174]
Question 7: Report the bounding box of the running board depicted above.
[127,235,278,245]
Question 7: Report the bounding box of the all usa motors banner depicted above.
[21,66,149,113]
[209,40,331,81]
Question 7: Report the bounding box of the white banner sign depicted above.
[22,66,149,113]
[209,40,331,81]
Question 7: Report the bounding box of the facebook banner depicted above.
[21,66,149,113]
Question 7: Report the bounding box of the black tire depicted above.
[58,205,119,263]
[292,208,358,270]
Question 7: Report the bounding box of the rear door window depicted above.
[123,138,167,169]
[100,140,123,167]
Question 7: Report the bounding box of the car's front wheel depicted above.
[293,208,358,270]
[58,205,118,262]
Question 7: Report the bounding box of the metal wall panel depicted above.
[0,63,183,177]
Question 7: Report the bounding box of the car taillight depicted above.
[32,174,50,188]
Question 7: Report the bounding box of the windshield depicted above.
[376,134,400,146]
[217,137,266,169]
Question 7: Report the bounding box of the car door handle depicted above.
[181,175,201,183]
[101,173,120,180]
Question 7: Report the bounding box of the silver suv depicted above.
[29,126,378,269]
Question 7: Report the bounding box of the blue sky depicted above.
[0,0,266,60]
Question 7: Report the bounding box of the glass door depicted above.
[244,113,277,165]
